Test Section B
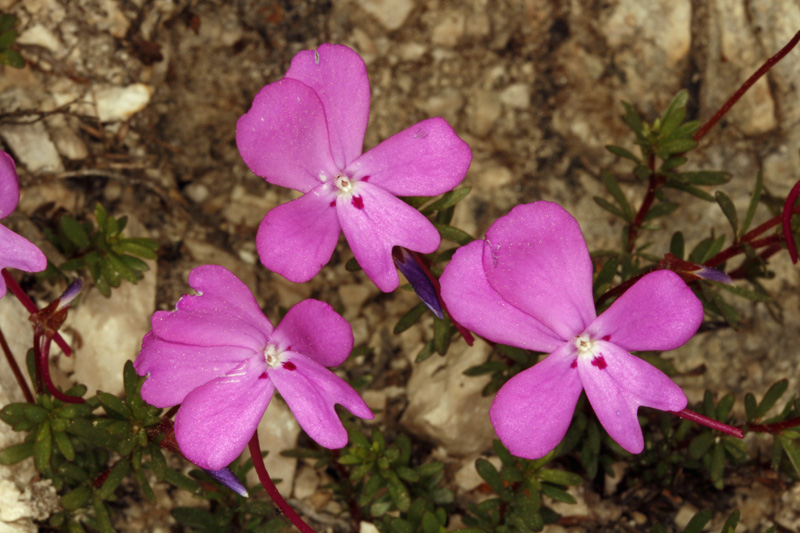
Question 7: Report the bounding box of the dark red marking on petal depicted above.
[602,335,611,341]
[361,175,370,182]
[259,372,268,379]
[352,196,364,209]
[282,361,296,371]
[330,199,336,207]
[591,356,607,370]
[570,360,577,369]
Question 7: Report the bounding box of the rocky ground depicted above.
[1,0,800,531]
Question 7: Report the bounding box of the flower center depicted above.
[574,334,597,357]
[335,174,353,194]
[264,344,284,368]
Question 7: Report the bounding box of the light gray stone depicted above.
[356,0,414,31]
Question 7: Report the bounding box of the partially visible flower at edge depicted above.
[134,264,374,470]
[440,201,704,459]
[0,150,47,298]
[236,43,472,292]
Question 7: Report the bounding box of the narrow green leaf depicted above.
[593,196,626,219]
[415,340,434,363]
[683,509,712,533]
[99,256,121,288]
[114,240,158,260]
[757,379,788,419]
[605,145,640,163]
[657,138,698,157]
[593,256,619,296]
[147,445,167,481]
[54,430,75,461]
[681,171,732,186]
[538,468,582,486]
[664,180,716,201]
[659,90,688,138]
[164,468,200,493]
[94,203,108,233]
[106,252,139,283]
[34,422,52,474]
[745,393,758,421]
[0,441,34,464]
[433,317,451,355]
[716,393,735,421]
[661,120,700,141]
[133,468,155,502]
[432,222,474,245]
[387,472,411,512]
[660,156,687,172]
[601,170,634,220]
[0,49,24,68]
[689,432,714,459]
[709,442,725,489]
[720,510,740,533]
[670,232,685,259]
[0,14,17,34]
[394,303,427,334]
[60,216,91,250]
[0,29,19,49]
[475,458,503,494]
[421,187,471,214]
[621,102,644,136]
[540,483,575,504]
[780,436,800,478]
[97,459,130,500]
[61,485,92,511]
[117,253,149,272]
[740,170,763,237]
[715,191,738,235]
[717,283,771,302]
[97,391,132,418]
[633,164,653,180]
[643,202,679,221]
[421,511,442,533]
[22,404,49,423]
[93,494,114,533]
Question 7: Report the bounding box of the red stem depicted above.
[749,416,800,434]
[248,432,315,533]
[627,154,659,253]
[35,333,84,404]
[672,408,745,439]
[694,30,800,142]
[0,324,34,403]
[1,269,72,356]
[781,179,800,263]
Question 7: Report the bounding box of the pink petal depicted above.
[578,341,688,454]
[270,299,353,368]
[256,185,341,283]
[338,181,439,292]
[483,202,595,340]
[269,352,373,449]
[0,151,20,219]
[285,44,370,170]
[440,240,563,353]
[135,332,255,407]
[346,118,472,196]
[236,78,339,193]
[151,265,273,351]
[586,270,703,352]
[0,224,48,300]
[175,358,274,470]
[489,343,582,459]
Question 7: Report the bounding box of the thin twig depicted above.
[0,325,34,403]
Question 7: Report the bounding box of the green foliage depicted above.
[0,13,24,68]
[41,203,159,297]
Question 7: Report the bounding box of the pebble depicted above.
[292,466,319,500]
[92,84,154,122]
[356,0,415,31]
[673,503,700,530]
[431,12,465,48]
[499,83,531,109]
[468,89,502,136]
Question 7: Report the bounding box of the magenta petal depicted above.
[483,202,596,340]
[578,341,688,454]
[135,332,255,407]
[285,44,370,170]
[347,118,472,196]
[586,270,703,352]
[440,241,563,352]
[0,224,48,299]
[256,185,341,283]
[151,265,273,351]
[270,299,354,367]
[0,152,20,219]
[489,343,582,459]
[269,352,373,449]
[338,182,440,292]
[175,358,274,470]
[236,78,339,193]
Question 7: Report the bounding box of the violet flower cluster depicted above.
[134,265,373,470]
[440,202,704,458]
[0,150,47,298]
[236,43,472,292]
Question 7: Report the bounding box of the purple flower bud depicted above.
[57,278,84,310]
[393,247,443,319]
[203,466,249,498]
[695,266,733,285]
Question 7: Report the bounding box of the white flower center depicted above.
[335,174,353,194]
[264,344,284,368]
[574,334,597,357]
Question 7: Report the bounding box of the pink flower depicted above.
[440,202,703,459]
[134,265,373,470]
[236,44,472,292]
[0,151,47,298]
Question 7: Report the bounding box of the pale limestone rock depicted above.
[431,11,465,48]
[337,283,373,319]
[673,503,700,530]
[292,465,319,500]
[246,399,301,498]
[46,115,88,161]
[424,88,464,123]
[359,522,380,533]
[78,84,154,123]
[499,83,530,109]
[400,339,494,456]
[356,0,415,31]
[468,89,502,136]
[16,24,62,53]
[0,122,63,173]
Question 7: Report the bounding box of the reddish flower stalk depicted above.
[693,30,800,142]
[749,416,800,434]
[33,330,83,404]
[0,325,34,403]
[781,179,800,263]
[248,432,315,533]
[672,408,745,439]
[626,154,659,253]
[1,269,72,356]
